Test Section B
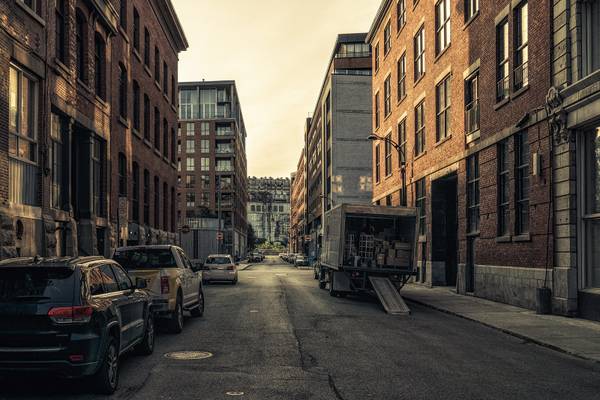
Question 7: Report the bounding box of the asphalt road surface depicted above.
[2,256,600,400]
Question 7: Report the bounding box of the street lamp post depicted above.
[368,134,407,206]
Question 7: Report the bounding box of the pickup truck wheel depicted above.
[167,296,184,334]
[328,272,338,297]
[190,290,204,317]
[93,338,119,394]
[135,312,155,355]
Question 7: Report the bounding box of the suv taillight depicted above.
[161,276,170,294]
[48,306,93,324]
[227,265,235,271]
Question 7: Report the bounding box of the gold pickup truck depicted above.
[113,245,204,333]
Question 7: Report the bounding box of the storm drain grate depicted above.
[164,351,213,360]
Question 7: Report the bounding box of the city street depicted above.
[1,256,599,400]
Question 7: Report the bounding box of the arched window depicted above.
[133,80,140,131]
[94,34,106,100]
[75,11,87,82]
[119,63,128,118]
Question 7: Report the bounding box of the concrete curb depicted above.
[403,295,600,365]
[240,264,253,271]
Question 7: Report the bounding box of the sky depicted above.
[173,0,381,178]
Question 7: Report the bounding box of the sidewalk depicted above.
[402,284,600,363]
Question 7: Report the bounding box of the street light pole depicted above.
[368,134,407,207]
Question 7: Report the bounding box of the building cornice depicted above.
[88,0,119,34]
[366,0,392,44]
[150,0,189,53]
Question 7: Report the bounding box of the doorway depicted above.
[431,174,458,286]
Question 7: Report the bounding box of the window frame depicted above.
[375,144,381,184]
[515,131,530,235]
[397,53,406,101]
[513,1,529,91]
[497,139,510,237]
[384,75,392,117]
[414,26,426,81]
[496,18,510,102]
[415,100,426,156]
[435,0,451,55]
[466,153,480,234]
[397,0,406,32]
[384,133,393,177]
[435,74,451,142]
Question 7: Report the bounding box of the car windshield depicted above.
[206,257,232,265]
[0,267,75,303]
[114,248,177,270]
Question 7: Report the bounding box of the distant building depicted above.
[178,81,248,258]
[290,152,306,254]
[303,33,374,260]
[247,177,290,245]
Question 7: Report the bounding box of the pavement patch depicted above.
[164,351,213,360]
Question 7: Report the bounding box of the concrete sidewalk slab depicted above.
[402,284,600,363]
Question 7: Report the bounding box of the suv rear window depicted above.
[205,257,232,265]
[0,268,75,303]
[114,248,177,270]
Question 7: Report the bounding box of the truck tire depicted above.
[167,295,184,334]
[93,337,119,394]
[190,289,204,317]
[134,312,155,355]
[328,272,338,297]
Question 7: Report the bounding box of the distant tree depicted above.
[247,224,257,250]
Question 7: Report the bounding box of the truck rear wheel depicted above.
[328,272,338,297]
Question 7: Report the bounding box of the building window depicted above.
[201,158,210,172]
[398,118,407,165]
[384,21,392,55]
[133,81,140,131]
[133,8,140,51]
[9,65,38,164]
[187,122,196,136]
[583,128,600,287]
[171,187,176,232]
[143,169,150,224]
[374,43,380,72]
[375,144,381,183]
[582,0,600,77]
[436,75,451,142]
[386,194,392,206]
[384,75,392,117]
[186,193,195,208]
[132,163,140,222]
[467,153,480,234]
[186,139,195,154]
[201,175,210,190]
[119,64,128,119]
[202,122,213,136]
[374,92,380,129]
[496,18,509,102]
[154,47,160,84]
[515,131,530,235]
[91,137,106,217]
[171,128,176,162]
[185,175,195,189]
[143,94,150,140]
[118,153,127,196]
[465,71,479,134]
[55,0,67,64]
[415,100,425,156]
[514,1,529,90]
[397,53,406,101]
[163,62,168,95]
[154,176,160,228]
[171,75,176,104]
[163,182,169,230]
[23,0,40,14]
[144,28,150,66]
[201,139,210,153]
[497,140,510,237]
[416,179,426,235]
[50,113,64,209]
[163,119,169,158]
[414,26,425,81]
[154,107,160,150]
[120,0,127,30]
[94,34,106,100]
[397,0,406,31]
[465,0,479,22]
[384,133,392,177]
[75,11,87,82]
[186,158,195,172]
[435,0,451,55]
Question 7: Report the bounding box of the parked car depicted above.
[295,255,309,267]
[248,252,264,262]
[113,245,204,334]
[288,254,299,264]
[202,255,238,284]
[0,256,154,394]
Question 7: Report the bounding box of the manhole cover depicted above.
[164,351,213,360]
[275,274,287,276]
[226,392,244,396]
[249,310,259,313]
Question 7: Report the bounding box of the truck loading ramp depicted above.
[369,277,411,315]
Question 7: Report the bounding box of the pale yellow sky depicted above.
[173,0,381,178]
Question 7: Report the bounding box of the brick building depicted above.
[289,151,306,254]
[367,0,556,312]
[304,33,374,260]
[0,0,186,259]
[178,80,248,258]
[247,177,290,245]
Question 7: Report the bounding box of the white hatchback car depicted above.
[202,254,238,284]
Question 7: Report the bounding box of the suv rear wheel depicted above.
[94,338,119,394]
[190,289,204,317]
[135,312,155,355]
[167,295,184,334]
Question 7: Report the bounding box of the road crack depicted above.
[328,374,346,400]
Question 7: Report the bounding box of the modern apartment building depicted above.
[0,0,186,259]
[178,80,248,258]
[367,0,555,312]
[304,33,374,260]
[290,152,306,254]
[247,177,290,245]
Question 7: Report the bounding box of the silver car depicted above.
[203,254,238,284]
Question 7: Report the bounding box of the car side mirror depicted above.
[135,277,147,289]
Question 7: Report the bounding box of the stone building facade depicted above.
[0,0,186,259]
[368,0,556,312]
[247,177,290,245]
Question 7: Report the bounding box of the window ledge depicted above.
[466,231,480,238]
[418,234,427,243]
[154,148,162,157]
[466,129,480,144]
[434,44,451,63]
[511,84,530,101]
[513,233,531,242]
[171,104,178,113]
[495,235,512,243]
[132,128,143,140]
[118,115,130,128]
[144,65,152,77]
[133,48,142,63]
[463,12,480,30]
[54,58,71,78]
[413,73,426,87]
[155,80,161,90]
[143,139,152,148]
[414,150,427,161]
[494,97,510,110]
[15,1,45,26]
[434,134,452,148]
[119,27,130,43]
[94,95,108,108]
[77,79,91,93]
[396,24,406,38]
[397,94,407,106]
